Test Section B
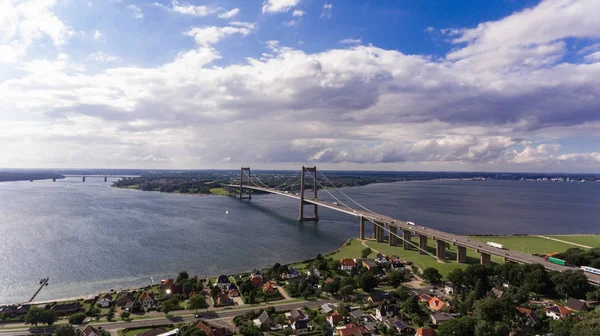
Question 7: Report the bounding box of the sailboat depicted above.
[225,210,229,215]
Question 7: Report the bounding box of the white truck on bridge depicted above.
[487,241,504,249]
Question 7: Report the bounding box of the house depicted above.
[417,293,432,302]
[566,297,589,312]
[415,327,437,336]
[306,267,322,279]
[251,274,264,287]
[139,291,156,308]
[251,269,261,278]
[384,319,413,334]
[263,282,277,295]
[196,321,231,336]
[53,302,81,316]
[340,258,356,271]
[216,275,231,289]
[228,283,240,297]
[428,296,449,312]
[516,307,539,329]
[362,260,377,271]
[337,323,368,336]
[292,319,310,334]
[322,303,336,315]
[546,305,572,320]
[116,292,135,307]
[124,301,140,313]
[375,304,398,321]
[161,279,181,294]
[286,267,301,279]
[349,309,367,322]
[390,258,405,269]
[216,291,233,306]
[363,322,378,333]
[487,288,504,299]
[375,253,388,264]
[15,304,31,316]
[366,291,390,305]
[253,311,274,330]
[97,294,113,308]
[84,295,98,304]
[0,306,17,318]
[81,325,101,336]
[286,309,307,323]
[443,282,454,295]
[327,310,344,326]
[429,312,454,325]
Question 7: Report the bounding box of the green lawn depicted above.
[468,236,575,255]
[327,240,366,260]
[123,328,153,336]
[209,188,229,195]
[547,235,600,248]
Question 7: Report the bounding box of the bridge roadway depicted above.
[226,184,600,285]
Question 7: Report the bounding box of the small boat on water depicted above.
[225,210,229,215]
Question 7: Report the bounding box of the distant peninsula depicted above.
[0,172,65,183]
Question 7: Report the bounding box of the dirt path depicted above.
[360,239,382,255]
[535,235,592,249]
[276,285,292,300]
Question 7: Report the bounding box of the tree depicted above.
[327,259,340,271]
[402,295,421,316]
[319,320,334,336]
[162,297,179,317]
[248,290,257,304]
[68,312,86,325]
[464,264,489,289]
[106,307,115,322]
[323,277,341,295]
[446,268,466,291]
[473,279,487,299]
[54,324,81,336]
[550,316,577,336]
[176,271,190,283]
[121,311,131,320]
[41,309,56,326]
[357,272,377,292]
[438,316,476,336]
[552,270,590,299]
[187,293,207,312]
[361,247,372,258]
[387,270,405,287]
[25,307,44,326]
[239,322,263,336]
[210,285,221,299]
[522,264,552,295]
[473,297,516,324]
[571,312,600,336]
[422,267,442,284]
[340,285,355,298]
[337,303,349,317]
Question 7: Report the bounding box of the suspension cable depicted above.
[318,171,378,215]
[304,171,355,212]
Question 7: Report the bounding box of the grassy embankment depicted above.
[315,235,600,279]
[209,187,229,195]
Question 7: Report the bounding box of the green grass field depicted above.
[468,236,575,255]
[547,235,600,248]
[209,188,229,195]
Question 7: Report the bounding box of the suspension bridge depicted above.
[225,166,600,285]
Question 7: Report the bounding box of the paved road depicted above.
[0,298,339,335]
[227,184,600,285]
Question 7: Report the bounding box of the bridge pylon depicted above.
[239,167,252,200]
[298,166,318,222]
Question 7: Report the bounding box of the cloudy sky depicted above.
[1,0,600,172]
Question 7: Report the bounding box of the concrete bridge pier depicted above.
[359,216,366,240]
[480,252,492,267]
[373,222,377,239]
[419,235,428,255]
[389,226,397,246]
[104,176,107,182]
[403,230,412,250]
[457,246,467,263]
[436,240,446,259]
[82,176,86,182]
[376,224,385,243]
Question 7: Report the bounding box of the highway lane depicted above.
[226,185,600,285]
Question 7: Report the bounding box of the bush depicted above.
[68,312,86,325]
[121,311,131,320]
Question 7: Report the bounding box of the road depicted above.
[0,298,339,335]
[227,184,600,285]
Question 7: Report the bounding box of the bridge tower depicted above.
[239,167,252,200]
[298,166,319,222]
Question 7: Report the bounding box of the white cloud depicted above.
[285,20,298,27]
[87,52,119,62]
[340,38,361,45]
[128,5,144,21]
[262,0,301,13]
[185,26,253,47]
[93,30,102,40]
[424,26,435,33]
[158,0,216,16]
[0,0,74,63]
[218,8,240,19]
[320,3,332,19]
[230,22,256,30]
[292,9,305,17]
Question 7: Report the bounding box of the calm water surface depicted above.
[0,177,599,304]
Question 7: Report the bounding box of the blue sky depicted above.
[1,0,600,172]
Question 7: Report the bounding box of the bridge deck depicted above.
[225,184,600,285]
